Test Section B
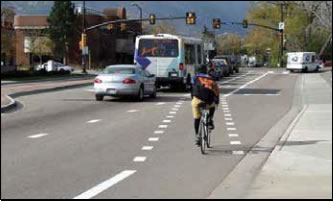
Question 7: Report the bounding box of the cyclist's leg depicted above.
[192,97,203,145]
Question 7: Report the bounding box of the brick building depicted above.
[13,7,141,69]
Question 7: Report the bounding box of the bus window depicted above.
[185,44,195,64]
[138,39,179,57]
[197,45,202,64]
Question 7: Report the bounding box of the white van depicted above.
[286,52,321,72]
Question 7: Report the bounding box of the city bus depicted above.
[134,34,204,90]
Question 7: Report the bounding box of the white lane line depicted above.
[156,102,166,105]
[227,128,237,131]
[28,133,48,139]
[230,141,241,145]
[148,137,159,142]
[158,125,168,128]
[224,114,232,117]
[142,146,154,150]
[174,105,181,108]
[222,105,229,107]
[163,120,171,123]
[172,108,179,111]
[154,130,164,134]
[226,122,235,126]
[73,170,136,199]
[166,116,174,118]
[176,102,183,105]
[127,110,138,113]
[220,72,251,84]
[225,118,233,121]
[232,151,245,155]
[223,71,271,98]
[169,111,177,114]
[87,119,102,124]
[221,102,228,105]
[133,156,147,162]
[228,134,239,137]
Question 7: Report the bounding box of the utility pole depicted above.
[82,1,87,73]
[279,3,285,68]
[131,3,142,34]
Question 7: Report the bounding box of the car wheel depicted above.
[302,67,308,73]
[96,95,104,101]
[150,86,157,98]
[137,86,144,101]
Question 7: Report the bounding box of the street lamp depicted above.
[131,3,142,34]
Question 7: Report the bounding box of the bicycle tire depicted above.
[199,120,207,154]
[207,127,211,148]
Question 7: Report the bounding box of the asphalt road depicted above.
[1,68,299,199]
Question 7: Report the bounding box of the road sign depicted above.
[279,22,285,30]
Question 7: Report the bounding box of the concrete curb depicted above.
[1,82,92,113]
[208,74,304,199]
[1,95,17,113]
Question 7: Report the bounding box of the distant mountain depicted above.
[2,1,251,37]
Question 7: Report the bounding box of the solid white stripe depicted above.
[230,141,241,145]
[224,114,231,117]
[163,120,171,123]
[224,72,270,97]
[166,116,174,118]
[127,110,138,113]
[225,118,233,121]
[154,130,164,134]
[227,128,237,131]
[158,125,168,128]
[226,122,235,126]
[228,134,239,137]
[73,170,136,199]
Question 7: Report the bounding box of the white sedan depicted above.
[94,65,157,101]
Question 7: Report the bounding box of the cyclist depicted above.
[207,62,219,81]
[191,64,220,146]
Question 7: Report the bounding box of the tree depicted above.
[47,1,76,64]
[1,6,15,64]
[22,29,53,68]
[216,33,242,55]
[146,22,178,35]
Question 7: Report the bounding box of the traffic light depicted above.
[186,12,196,25]
[149,14,156,25]
[81,33,87,47]
[107,23,114,30]
[243,19,248,28]
[213,18,221,29]
[120,23,126,31]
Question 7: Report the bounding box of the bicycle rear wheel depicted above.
[206,127,211,148]
[199,121,207,154]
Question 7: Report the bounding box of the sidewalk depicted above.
[244,73,332,198]
[1,73,96,112]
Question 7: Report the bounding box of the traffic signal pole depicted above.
[82,1,87,74]
[279,4,285,68]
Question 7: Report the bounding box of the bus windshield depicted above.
[138,39,179,57]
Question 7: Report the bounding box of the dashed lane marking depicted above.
[28,133,48,139]
[148,137,159,142]
[158,125,168,128]
[127,110,138,113]
[227,128,237,131]
[226,122,235,126]
[163,120,172,123]
[133,156,147,162]
[142,146,154,150]
[228,134,239,137]
[154,130,164,134]
[230,141,241,145]
[232,151,245,155]
[87,119,102,124]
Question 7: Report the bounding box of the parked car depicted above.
[213,55,238,74]
[212,59,231,78]
[35,60,74,73]
[94,65,157,101]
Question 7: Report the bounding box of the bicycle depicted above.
[198,104,212,154]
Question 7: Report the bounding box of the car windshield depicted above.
[138,39,179,57]
[103,67,136,75]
